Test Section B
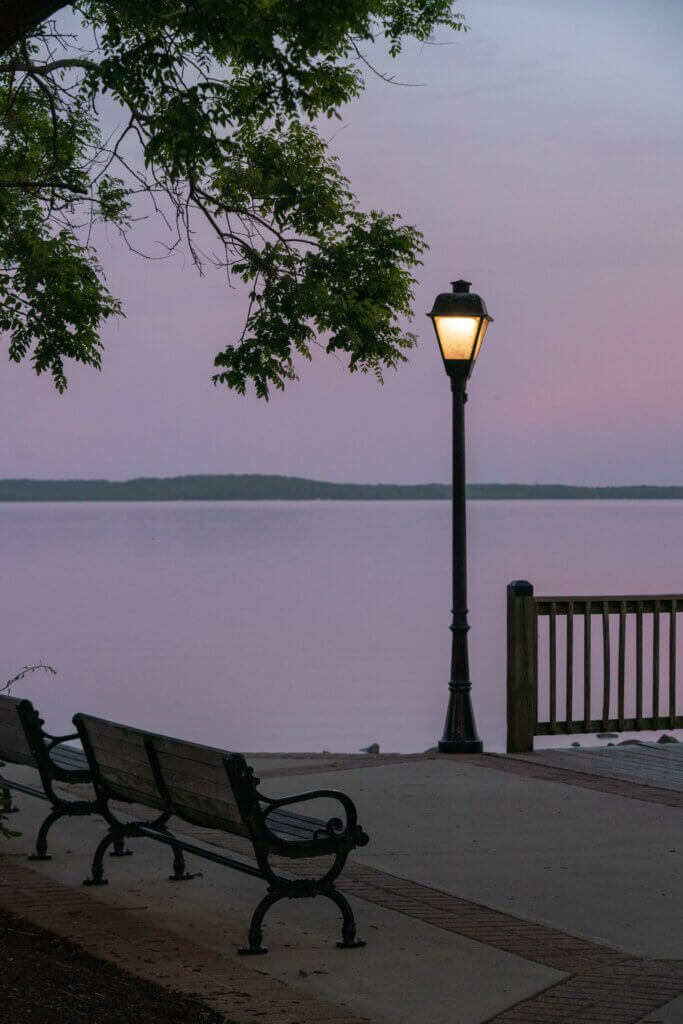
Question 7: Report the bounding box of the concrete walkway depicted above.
[1,747,682,1023]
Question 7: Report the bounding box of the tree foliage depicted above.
[0,0,464,395]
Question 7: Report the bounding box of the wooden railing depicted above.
[506,580,683,753]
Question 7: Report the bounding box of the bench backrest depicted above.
[73,714,255,837]
[73,714,165,810]
[0,695,41,768]
[146,734,252,837]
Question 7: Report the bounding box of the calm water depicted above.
[1,501,681,753]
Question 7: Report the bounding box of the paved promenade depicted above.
[1,745,682,1023]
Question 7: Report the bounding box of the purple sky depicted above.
[1,0,681,485]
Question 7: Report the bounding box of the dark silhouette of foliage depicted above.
[0,1,465,394]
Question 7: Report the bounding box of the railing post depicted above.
[507,580,537,753]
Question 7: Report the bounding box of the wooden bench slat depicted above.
[272,806,325,828]
[76,715,166,808]
[81,720,240,798]
[95,753,244,815]
[153,765,241,815]
[88,760,163,809]
[83,741,153,775]
[0,721,36,766]
[166,793,251,835]
[85,720,231,770]
[0,695,27,724]
[147,735,233,772]
[150,740,244,828]
[0,741,36,768]
[49,745,89,772]
[0,714,28,740]
[266,816,321,841]
[77,733,148,762]
[83,741,151,773]
[78,719,245,831]
[98,783,162,807]
[80,724,157,762]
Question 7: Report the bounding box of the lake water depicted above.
[1,501,681,753]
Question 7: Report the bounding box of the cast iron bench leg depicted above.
[238,885,365,955]
[83,829,117,885]
[83,827,193,886]
[109,835,132,857]
[28,803,128,862]
[166,835,196,882]
[28,808,63,860]
[327,887,366,949]
[239,889,282,955]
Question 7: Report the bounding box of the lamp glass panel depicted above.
[470,318,489,365]
[434,316,481,362]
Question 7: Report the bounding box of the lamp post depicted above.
[427,279,493,753]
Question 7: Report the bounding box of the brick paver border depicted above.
[468,754,683,810]
[336,863,683,1024]
[255,752,439,779]
[0,858,368,1024]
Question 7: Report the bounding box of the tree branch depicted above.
[0,0,71,56]
[0,178,87,191]
[0,57,99,74]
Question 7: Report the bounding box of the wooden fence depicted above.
[506,580,683,753]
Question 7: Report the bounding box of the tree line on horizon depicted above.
[0,476,681,501]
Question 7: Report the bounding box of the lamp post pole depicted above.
[439,373,482,753]
[427,278,492,754]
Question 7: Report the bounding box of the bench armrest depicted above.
[260,789,368,845]
[42,730,80,752]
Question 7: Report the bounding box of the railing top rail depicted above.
[534,595,683,614]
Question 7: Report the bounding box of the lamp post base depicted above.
[438,737,483,754]
[438,680,483,753]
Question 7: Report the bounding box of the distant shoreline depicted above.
[0,476,681,502]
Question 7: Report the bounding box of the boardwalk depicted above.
[503,742,683,792]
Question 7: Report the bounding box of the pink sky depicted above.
[1,0,681,485]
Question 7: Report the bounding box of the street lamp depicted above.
[427,279,493,753]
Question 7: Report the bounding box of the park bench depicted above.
[74,713,370,954]
[0,694,110,860]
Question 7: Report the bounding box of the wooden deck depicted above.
[507,742,683,792]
